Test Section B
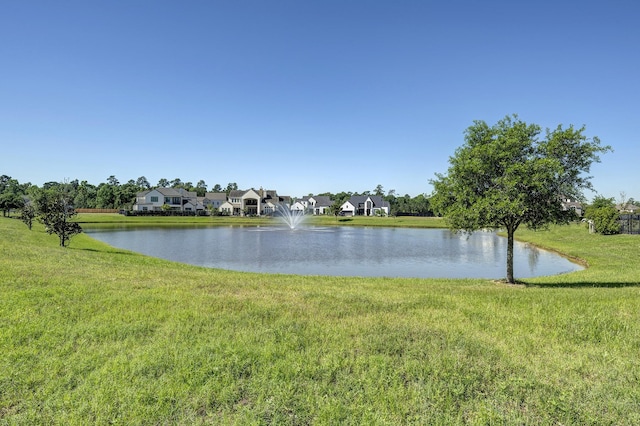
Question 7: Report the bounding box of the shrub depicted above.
[589,206,620,235]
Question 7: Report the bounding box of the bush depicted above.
[589,206,620,235]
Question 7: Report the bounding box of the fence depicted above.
[75,209,119,214]
[619,214,640,234]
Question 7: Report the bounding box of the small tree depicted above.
[20,203,36,230]
[33,186,83,247]
[328,201,343,221]
[591,206,620,235]
[585,196,620,234]
[0,192,24,217]
[0,176,26,216]
[431,115,610,283]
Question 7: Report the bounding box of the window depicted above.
[151,196,158,202]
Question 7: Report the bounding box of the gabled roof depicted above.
[136,188,196,198]
[617,203,640,212]
[156,187,196,197]
[345,195,389,208]
[310,195,333,207]
[242,188,261,198]
[264,190,278,199]
[204,192,228,201]
[228,189,268,200]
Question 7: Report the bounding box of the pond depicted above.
[85,225,582,279]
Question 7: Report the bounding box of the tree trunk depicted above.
[506,226,515,284]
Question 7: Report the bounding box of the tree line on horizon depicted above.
[0,175,434,217]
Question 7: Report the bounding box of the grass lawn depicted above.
[74,213,446,229]
[1,216,639,424]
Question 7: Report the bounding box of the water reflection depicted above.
[85,226,582,279]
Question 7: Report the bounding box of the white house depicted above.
[222,188,292,216]
[290,195,333,215]
[290,201,306,212]
[308,195,333,215]
[227,189,263,216]
[133,187,299,216]
[201,192,227,212]
[133,188,198,212]
[340,195,390,217]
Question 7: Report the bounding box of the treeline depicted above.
[0,175,239,213]
[0,175,434,216]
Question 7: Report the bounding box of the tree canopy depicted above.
[0,175,27,216]
[430,115,611,283]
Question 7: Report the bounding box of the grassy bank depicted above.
[1,217,639,424]
[75,213,446,229]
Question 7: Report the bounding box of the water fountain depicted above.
[275,203,306,229]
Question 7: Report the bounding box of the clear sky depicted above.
[1,1,638,200]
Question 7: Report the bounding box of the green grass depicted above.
[75,213,446,228]
[1,217,639,424]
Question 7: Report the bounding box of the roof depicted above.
[204,192,228,201]
[136,188,196,198]
[156,187,196,197]
[265,190,278,199]
[345,195,390,208]
[310,195,333,207]
[617,203,640,211]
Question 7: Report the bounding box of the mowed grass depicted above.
[1,217,639,424]
[74,213,446,229]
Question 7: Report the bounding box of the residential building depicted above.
[201,192,228,212]
[290,195,334,215]
[309,195,333,215]
[218,188,291,216]
[340,195,390,217]
[561,199,584,217]
[133,187,328,216]
[133,188,198,212]
[616,203,640,213]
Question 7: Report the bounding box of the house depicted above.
[201,192,227,212]
[290,195,334,215]
[309,195,333,215]
[561,199,584,217]
[133,188,198,212]
[133,186,299,216]
[616,203,640,213]
[340,195,390,217]
[220,188,292,216]
[224,189,262,216]
[290,201,306,212]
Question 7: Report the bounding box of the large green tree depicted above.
[431,115,610,283]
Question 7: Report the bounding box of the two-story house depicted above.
[291,195,334,215]
[133,188,198,212]
[340,195,390,217]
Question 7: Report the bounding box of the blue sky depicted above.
[1,1,638,200]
